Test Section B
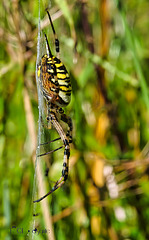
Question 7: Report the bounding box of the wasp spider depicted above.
[34,11,72,203]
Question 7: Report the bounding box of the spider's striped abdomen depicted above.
[38,55,71,107]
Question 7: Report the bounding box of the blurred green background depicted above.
[1,0,149,239]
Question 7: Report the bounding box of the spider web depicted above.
[28,0,55,239]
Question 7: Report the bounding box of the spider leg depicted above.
[46,10,60,58]
[44,33,53,58]
[49,109,70,183]
[60,112,73,144]
[33,108,70,203]
[37,145,63,157]
[39,137,61,146]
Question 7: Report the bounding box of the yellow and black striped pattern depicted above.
[38,54,71,107]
